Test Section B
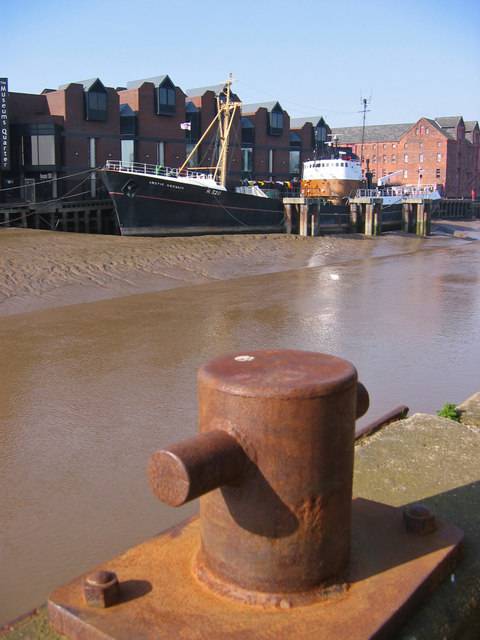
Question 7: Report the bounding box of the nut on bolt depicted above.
[403,503,437,535]
[83,570,120,608]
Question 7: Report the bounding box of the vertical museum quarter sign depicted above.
[0,78,10,170]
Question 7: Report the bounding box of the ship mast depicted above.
[214,74,239,188]
[179,74,240,187]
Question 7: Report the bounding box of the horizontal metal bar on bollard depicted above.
[355,404,409,441]
[48,350,464,640]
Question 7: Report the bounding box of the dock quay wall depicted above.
[0,199,117,234]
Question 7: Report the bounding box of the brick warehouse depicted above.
[0,75,478,202]
[332,117,480,198]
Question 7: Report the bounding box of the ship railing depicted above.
[356,185,439,198]
[104,160,218,183]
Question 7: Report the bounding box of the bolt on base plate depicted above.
[48,498,463,640]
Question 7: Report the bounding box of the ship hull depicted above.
[101,170,285,236]
[301,179,361,201]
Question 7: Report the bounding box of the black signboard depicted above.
[0,78,9,170]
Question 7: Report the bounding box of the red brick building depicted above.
[118,75,186,169]
[2,78,120,201]
[240,102,291,182]
[332,116,480,198]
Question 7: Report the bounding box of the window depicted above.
[30,135,56,165]
[159,87,175,107]
[315,125,327,144]
[85,89,107,122]
[419,154,424,162]
[404,143,408,149]
[89,138,96,169]
[403,170,408,178]
[404,154,409,162]
[269,109,283,135]
[425,128,429,135]
[372,155,377,162]
[121,139,135,164]
[155,78,176,115]
[242,147,253,173]
[185,143,198,167]
[289,150,300,174]
[415,128,419,136]
[420,126,425,135]
[268,149,274,175]
[436,168,441,179]
[383,144,386,149]
[241,117,255,144]
[157,142,165,166]
[393,144,397,149]
[391,155,396,162]
[437,153,442,162]
[88,137,97,197]
[382,155,386,163]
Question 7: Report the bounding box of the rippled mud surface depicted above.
[0,222,479,623]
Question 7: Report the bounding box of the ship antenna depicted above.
[359,96,371,174]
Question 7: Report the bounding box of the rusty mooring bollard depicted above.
[48,348,464,638]
[149,349,369,603]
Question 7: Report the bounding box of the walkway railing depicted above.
[356,185,440,199]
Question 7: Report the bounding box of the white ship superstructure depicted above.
[301,151,363,201]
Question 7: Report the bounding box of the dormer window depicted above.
[315,125,327,144]
[85,81,108,122]
[269,106,283,136]
[155,78,176,115]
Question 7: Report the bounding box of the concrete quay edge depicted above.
[2,410,479,640]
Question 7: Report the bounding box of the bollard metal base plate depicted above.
[48,498,463,640]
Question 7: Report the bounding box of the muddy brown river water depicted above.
[1,227,480,624]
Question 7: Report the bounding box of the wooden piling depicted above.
[284,204,293,234]
[299,204,308,237]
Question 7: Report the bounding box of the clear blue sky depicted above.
[4,0,480,127]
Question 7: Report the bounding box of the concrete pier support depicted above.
[416,201,431,237]
[299,204,308,236]
[402,203,415,233]
[349,203,360,233]
[364,199,382,236]
[284,204,293,234]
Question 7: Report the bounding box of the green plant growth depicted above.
[437,403,461,422]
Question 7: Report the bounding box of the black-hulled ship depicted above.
[101,78,284,236]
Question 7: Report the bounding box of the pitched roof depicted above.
[58,78,105,91]
[241,101,283,114]
[332,123,413,143]
[185,83,226,97]
[435,116,463,128]
[465,120,479,142]
[127,75,169,89]
[290,116,327,129]
[434,116,464,140]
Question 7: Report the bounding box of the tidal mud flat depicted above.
[0,224,475,316]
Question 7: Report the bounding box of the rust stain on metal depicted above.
[48,500,463,639]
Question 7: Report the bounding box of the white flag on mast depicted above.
[180,122,191,130]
